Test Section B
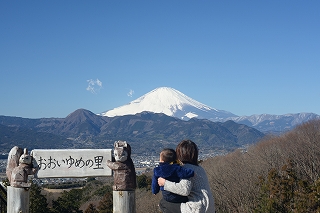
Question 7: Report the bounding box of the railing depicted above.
[0,183,7,213]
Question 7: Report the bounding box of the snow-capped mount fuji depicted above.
[100,87,320,133]
[100,87,237,120]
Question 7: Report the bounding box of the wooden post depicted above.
[7,186,30,213]
[113,190,136,213]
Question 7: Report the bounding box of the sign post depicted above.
[6,147,112,213]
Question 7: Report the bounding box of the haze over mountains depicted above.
[100,87,320,133]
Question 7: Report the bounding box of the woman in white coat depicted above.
[158,139,215,213]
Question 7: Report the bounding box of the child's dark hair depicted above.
[160,148,177,163]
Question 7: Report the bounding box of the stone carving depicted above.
[106,141,136,191]
[6,146,38,188]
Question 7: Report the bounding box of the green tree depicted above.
[255,160,320,213]
[94,185,112,197]
[29,183,50,213]
[294,178,320,212]
[51,188,83,213]
[255,160,297,212]
[97,192,112,213]
[137,174,151,190]
[255,168,287,213]
[310,178,320,212]
[84,203,98,213]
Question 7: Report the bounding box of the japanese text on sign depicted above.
[37,155,104,170]
[31,149,112,178]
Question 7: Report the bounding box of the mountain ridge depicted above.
[100,87,320,133]
[0,109,265,153]
[228,112,320,133]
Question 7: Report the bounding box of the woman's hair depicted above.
[176,139,199,165]
[160,148,177,163]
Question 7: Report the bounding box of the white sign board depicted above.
[31,149,112,178]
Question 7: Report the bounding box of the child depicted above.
[152,148,194,203]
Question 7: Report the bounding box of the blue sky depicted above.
[1,1,319,118]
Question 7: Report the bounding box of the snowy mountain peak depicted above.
[133,87,215,112]
[99,87,320,133]
[100,87,236,120]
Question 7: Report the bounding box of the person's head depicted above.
[160,148,177,163]
[176,139,199,165]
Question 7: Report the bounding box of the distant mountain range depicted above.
[226,113,320,133]
[0,109,264,154]
[100,87,320,133]
[1,87,318,154]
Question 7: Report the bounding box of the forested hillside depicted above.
[204,119,320,212]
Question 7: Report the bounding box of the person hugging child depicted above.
[152,148,194,205]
